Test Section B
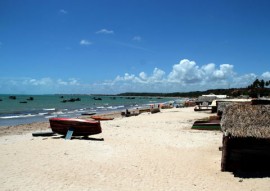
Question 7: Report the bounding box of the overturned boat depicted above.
[49,118,102,137]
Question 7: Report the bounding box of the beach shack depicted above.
[220,104,270,172]
[195,94,227,111]
[211,98,252,115]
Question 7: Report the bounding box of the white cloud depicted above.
[213,64,235,79]
[100,59,257,92]
[230,73,257,88]
[139,72,147,80]
[80,39,92,46]
[96,29,114,34]
[69,78,80,85]
[57,79,68,85]
[262,71,270,79]
[1,59,270,94]
[59,9,68,14]
[149,68,166,82]
[23,78,54,86]
[132,36,142,41]
[168,59,203,84]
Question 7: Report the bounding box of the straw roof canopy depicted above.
[197,96,216,103]
[217,101,250,113]
[217,102,232,113]
[221,104,270,138]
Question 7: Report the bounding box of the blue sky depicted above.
[1,0,270,94]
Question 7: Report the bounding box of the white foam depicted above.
[43,108,56,111]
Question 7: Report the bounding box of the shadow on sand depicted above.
[232,170,270,178]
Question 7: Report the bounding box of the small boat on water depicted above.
[81,112,96,116]
[49,118,102,136]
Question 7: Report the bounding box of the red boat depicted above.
[91,116,114,121]
[49,118,102,136]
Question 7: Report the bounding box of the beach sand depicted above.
[0,107,269,191]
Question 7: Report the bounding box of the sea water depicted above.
[0,94,177,126]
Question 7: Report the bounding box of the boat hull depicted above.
[49,118,102,136]
[91,116,114,121]
[192,120,221,130]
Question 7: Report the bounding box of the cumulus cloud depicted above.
[100,59,263,92]
[168,59,203,83]
[1,59,270,94]
[96,29,114,34]
[80,39,92,46]
[230,73,257,88]
[262,71,270,79]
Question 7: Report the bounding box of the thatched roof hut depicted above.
[217,102,232,114]
[217,100,251,116]
[221,104,270,138]
[196,96,216,104]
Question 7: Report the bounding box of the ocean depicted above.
[0,94,178,126]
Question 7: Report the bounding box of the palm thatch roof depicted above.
[221,104,270,138]
[217,101,250,113]
[217,102,232,113]
[196,96,216,103]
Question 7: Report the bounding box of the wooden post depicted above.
[221,135,229,171]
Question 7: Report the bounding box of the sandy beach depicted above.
[0,107,269,191]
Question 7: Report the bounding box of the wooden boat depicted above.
[91,116,114,121]
[49,118,102,136]
[192,120,220,130]
[81,112,96,116]
[150,108,160,114]
[139,108,151,114]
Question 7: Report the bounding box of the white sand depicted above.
[0,107,269,191]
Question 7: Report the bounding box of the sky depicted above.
[0,0,270,94]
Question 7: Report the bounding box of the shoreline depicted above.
[0,95,175,127]
[1,107,269,191]
[0,107,147,137]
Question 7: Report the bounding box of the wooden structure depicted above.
[195,95,217,106]
[194,105,212,112]
[252,98,270,105]
[191,119,220,130]
[210,99,251,115]
[220,104,270,172]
